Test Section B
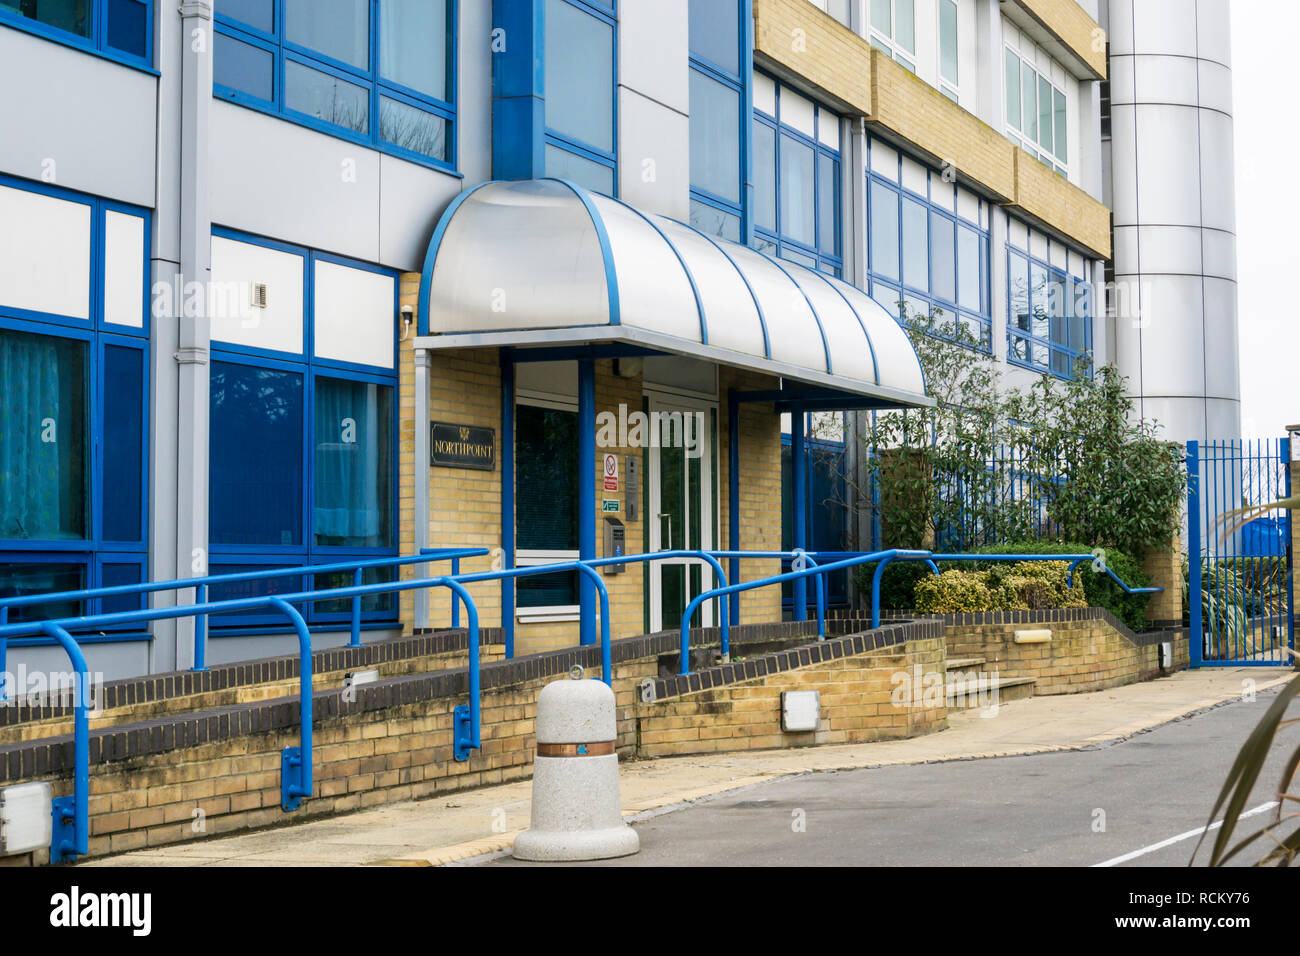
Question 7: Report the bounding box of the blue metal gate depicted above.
[1187,439,1295,666]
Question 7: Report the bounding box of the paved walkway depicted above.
[83,667,1293,867]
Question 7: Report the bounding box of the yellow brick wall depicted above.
[1008,149,1112,258]
[1008,0,1107,79]
[635,637,948,757]
[753,0,874,115]
[871,48,1019,202]
[943,618,1188,693]
[720,367,784,624]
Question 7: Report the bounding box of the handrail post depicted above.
[1066,557,1087,589]
[871,555,894,628]
[446,579,481,760]
[40,622,90,862]
[699,553,730,661]
[193,583,208,671]
[451,556,461,629]
[575,563,612,686]
[349,568,363,647]
[271,598,314,811]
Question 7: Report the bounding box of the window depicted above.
[938,0,958,100]
[689,0,745,240]
[213,0,456,170]
[1004,28,1069,175]
[870,0,915,72]
[0,178,150,625]
[543,0,616,195]
[515,401,580,617]
[0,0,151,67]
[807,0,850,27]
[1006,219,1093,379]
[752,73,842,274]
[866,138,990,350]
[207,231,399,626]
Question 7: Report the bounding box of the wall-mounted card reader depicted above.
[603,517,625,574]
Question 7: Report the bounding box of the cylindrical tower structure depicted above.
[1105,0,1241,444]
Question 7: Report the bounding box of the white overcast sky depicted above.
[1232,0,1298,438]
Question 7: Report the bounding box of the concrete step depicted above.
[944,657,987,674]
[0,636,502,746]
[945,674,1036,710]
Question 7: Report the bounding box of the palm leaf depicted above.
[1197,674,1300,866]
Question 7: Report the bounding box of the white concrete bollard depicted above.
[512,666,639,862]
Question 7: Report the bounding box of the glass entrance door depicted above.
[647,394,716,633]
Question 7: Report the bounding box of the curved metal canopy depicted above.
[417,179,930,407]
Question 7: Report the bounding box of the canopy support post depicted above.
[579,358,597,646]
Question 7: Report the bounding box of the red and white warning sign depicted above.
[603,453,619,491]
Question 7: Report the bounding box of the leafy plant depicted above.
[1196,674,1300,866]
[964,541,1151,631]
[913,561,1086,614]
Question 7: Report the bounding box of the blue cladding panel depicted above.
[209,362,304,547]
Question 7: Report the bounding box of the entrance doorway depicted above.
[646,393,718,633]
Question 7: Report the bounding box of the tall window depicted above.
[207,231,399,626]
[214,0,457,170]
[544,0,617,195]
[1004,26,1069,175]
[938,0,958,100]
[752,74,842,275]
[0,0,151,66]
[1006,219,1093,380]
[0,178,150,624]
[689,0,746,241]
[870,0,915,72]
[514,400,581,619]
[866,138,991,350]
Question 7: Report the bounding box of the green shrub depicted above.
[960,541,1150,631]
[914,561,1086,614]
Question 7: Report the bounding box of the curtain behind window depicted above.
[0,329,87,541]
[314,377,392,548]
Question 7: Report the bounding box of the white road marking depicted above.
[1092,801,1280,867]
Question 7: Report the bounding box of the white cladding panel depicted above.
[313,261,396,370]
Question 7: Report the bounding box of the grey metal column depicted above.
[1107,0,1241,445]
[174,1,214,670]
[414,347,431,629]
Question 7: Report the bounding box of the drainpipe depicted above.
[175,1,213,670]
[414,347,431,628]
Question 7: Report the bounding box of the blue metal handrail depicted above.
[448,561,613,685]
[583,550,732,657]
[809,550,1163,624]
[0,548,488,696]
[681,549,932,674]
[0,571,482,863]
[708,549,826,641]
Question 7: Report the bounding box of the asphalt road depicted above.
[488,683,1300,867]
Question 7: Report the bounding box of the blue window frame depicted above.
[688,0,748,241]
[0,176,150,627]
[752,74,842,275]
[207,229,400,627]
[1006,220,1093,380]
[213,0,457,172]
[543,0,617,196]
[866,137,992,351]
[0,0,152,70]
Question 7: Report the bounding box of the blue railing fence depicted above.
[1187,438,1295,666]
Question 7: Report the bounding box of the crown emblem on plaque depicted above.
[459,427,470,441]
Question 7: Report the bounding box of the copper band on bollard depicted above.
[535,741,616,757]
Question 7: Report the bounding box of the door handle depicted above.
[657,513,671,551]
